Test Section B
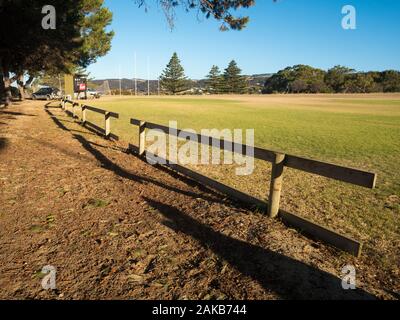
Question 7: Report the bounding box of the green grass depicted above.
[84,95,400,176]
[72,94,400,271]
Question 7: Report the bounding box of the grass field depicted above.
[73,94,400,274]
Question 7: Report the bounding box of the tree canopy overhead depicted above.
[135,0,257,30]
[0,0,114,105]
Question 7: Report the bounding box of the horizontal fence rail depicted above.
[59,98,377,257]
[135,120,376,189]
[129,118,377,257]
[84,105,119,118]
[62,99,119,140]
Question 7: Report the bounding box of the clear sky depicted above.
[87,0,400,80]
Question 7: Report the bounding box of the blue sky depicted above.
[87,0,400,80]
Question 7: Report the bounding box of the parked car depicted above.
[87,88,101,99]
[32,87,60,100]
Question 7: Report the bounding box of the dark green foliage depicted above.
[325,66,355,93]
[263,65,328,94]
[1,1,82,74]
[380,70,400,92]
[343,73,375,93]
[0,0,114,105]
[160,52,188,94]
[263,64,400,94]
[135,0,257,30]
[223,60,248,94]
[79,0,114,67]
[205,65,224,94]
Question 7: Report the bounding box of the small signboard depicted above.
[73,74,88,99]
[74,75,87,92]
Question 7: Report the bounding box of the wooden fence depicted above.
[62,99,119,140]
[61,98,377,257]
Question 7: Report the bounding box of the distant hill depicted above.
[91,73,273,93]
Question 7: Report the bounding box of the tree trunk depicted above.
[17,73,25,101]
[0,60,4,107]
[2,65,12,107]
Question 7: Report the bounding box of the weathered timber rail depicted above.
[61,98,377,257]
[62,99,119,140]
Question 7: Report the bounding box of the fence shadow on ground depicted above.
[74,134,232,205]
[45,106,230,206]
[128,145,249,206]
[144,197,377,300]
[45,102,378,300]
[0,109,37,125]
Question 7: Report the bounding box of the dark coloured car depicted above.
[32,87,60,100]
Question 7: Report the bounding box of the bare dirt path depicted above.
[0,101,391,299]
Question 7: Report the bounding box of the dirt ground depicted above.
[0,100,397,300]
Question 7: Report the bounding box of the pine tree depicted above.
[223,60,248,94]
[160,53,188,95]
[205,65,224,94]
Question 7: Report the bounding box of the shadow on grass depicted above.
[144,197,377,300]
[45,104,378,300]
[44,108,97,136]
[45,107,228,205]
[74,134,229,204]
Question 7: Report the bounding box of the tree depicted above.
[0,69,4,101]
[263,65,328,94]
[325,66,354,93]
[79,1,114,67]
[262,64,400,94]
[223,60,248,94]
[205,65,223,94]
[262,68,292,94]
[1,1,79,104]
[134,0,258,30]
[380,70,400,92]
[290,79,307,93]
[160,53,188,94]
[344,73,375,93]
[0,0,114,105]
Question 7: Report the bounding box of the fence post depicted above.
[105,112,111,138]
[72,103,76,119]
[267,152,286,218]
[81,105,86,124]
[139,121,146,156]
